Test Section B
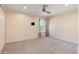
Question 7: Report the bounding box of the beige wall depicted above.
[78,6,79,50]
[49,10,78,43]
[6,11,39,43]
[0,6,5,52]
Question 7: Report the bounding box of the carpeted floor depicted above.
[1,37,78,54]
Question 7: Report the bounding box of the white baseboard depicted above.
[50,36,78,45]
[0,44,5,53]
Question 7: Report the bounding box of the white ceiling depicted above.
[4,4,78,17]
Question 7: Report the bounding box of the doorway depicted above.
[39,18,46,37]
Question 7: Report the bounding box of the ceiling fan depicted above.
[42,4,51,14]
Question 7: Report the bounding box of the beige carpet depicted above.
[1,37,78,54]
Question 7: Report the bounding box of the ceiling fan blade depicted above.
[45,11,51,13]
[42,4,51,14]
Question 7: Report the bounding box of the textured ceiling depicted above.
[4,4,78,17]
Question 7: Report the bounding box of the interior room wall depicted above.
[78,6,79,51]
[45,17,50,36]
[0,6,5,53]
[6,11,39,43]
[49,9,78,44]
